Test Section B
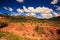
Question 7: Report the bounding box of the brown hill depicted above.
[0,14,60,40]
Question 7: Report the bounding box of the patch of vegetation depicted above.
[0,14,48,23]
[0,14,60,27]
[0,32,40,40]
[35,25,45,34]
[0,22,8,28]
[0,32,23,40]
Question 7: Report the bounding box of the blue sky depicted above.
[0,0,60,19]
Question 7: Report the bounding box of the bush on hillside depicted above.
[0,22,8,28]
[35,25,45,34]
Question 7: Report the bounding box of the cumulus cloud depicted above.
[3,7,13,11]
[56,6,60,10]
[22,6,54,19]
[16,6,59,19]
[51,0,58,4]
[8,7,13,11]
[23,6,30,12]
[41,13,53,19]
[12,14,19,16]
[54,5,60,10]
[57,7,60,10]
[52,12,59,17]
[28,7,35,13]
[3,7,8,10]
[17,0,24,2]
[26,13,36,17]
[23,6,53,13]
[59,13,60,16]
[17,8,24,13]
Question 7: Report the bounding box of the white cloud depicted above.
[13,14,19,16]
[54,5,60,10]
[57,7,60,10]
[23,6,30,12]
[3,7,8,10]
[8,7,13,11]
[41,13,53,19]
[51,0,58,4]
[17,8,24,13]
[57,6,60,10]
[3,7,13,11]
[52,12,59,17]
[26,13,36,17]
[59,13,60,16]
[28,7,35,13]
[23,6,53,13]
[16,6,59,19]
[36,7,53,13]
[17,0,24,2]
[35,7,54,19]
[23,6,54,19]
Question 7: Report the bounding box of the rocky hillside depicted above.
[0,14,60,40]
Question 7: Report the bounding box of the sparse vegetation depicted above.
[0,14,60,40]
[0,32,40,40]
[0,32,22,40]
[0,22,8,28]
[35,25,45,34]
